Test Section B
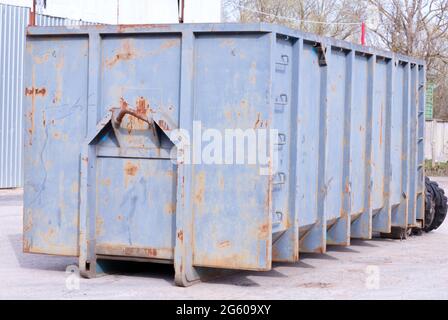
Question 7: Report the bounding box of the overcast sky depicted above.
[0,0,222,24]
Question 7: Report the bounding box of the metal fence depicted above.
[425,120,448,163]
[0,3,96,188]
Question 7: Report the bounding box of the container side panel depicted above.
[325,49,347,221]
[271,35,295,261]
[272,36,301,262]
[390,65,405,205]
[416,66,425,220]
[408,65,418,225]
[297,43,321,227]
[95,158,176,258]
[271,36,292,233]
[100,35,181,125]
[417,66,425,192]
[192,33,272,270]
[23,37,88,256]
[349,54,369,215]
[371,59,388,209]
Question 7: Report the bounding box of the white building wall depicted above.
[0,0,221,24]
[425,120,448,163]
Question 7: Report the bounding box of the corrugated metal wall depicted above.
[0,3,95,188]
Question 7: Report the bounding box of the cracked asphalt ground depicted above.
[1,177,447,299]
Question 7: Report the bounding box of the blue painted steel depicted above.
[23,23,426,286]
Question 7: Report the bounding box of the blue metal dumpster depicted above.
[23,23,425,286]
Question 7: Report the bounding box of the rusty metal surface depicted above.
[23,23,426,286]
[0,3,97,189]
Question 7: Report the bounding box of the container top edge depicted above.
[26,22,426,65]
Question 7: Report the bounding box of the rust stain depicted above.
[96,216,104,237]
[42,228,56,243]
[181,176,185,201]
[218,240,231,249]
[125,120,133,135]
[345,182,350,193]
[164,202,176,215]
[42,111,46,127]
[24,212,33,233]
[33,52,50,64]
[52,95,61,104]
[123,247,158,257]
[240,99,249,110]
[194,171,206,206]
[177,230,184,242]
[249,61,257,85]
[219,175,225,190]
[158,119,170,131]
[135,96,148,115]
[120,97,129,110]
[71,182,79,194]
[25,87,46,96]
[166,170,175,178]
[146,248,157,257]
[331,84,337,92]
[54,56,64,104]
[160,39,179,50]
[26,43,33,54]
[259,223,269,238]
[254,113,261,129]
[117,97,151,134]
[224,110,233,121]
[23,238,31,253]
[105,39,137,68]
[124,161,139,176]
[56,55,65,70]
[220,39,235,48]
[254,113,268,129]
[27,71,37,145]
[101,178,111,187]
[96,244,166,258]
[117,24,171,33]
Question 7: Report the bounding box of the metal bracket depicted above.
[276,54,289,66]
[317,43,328,67]
[111,106,161,148]
[275,133,287,146]
[272,172,287,185]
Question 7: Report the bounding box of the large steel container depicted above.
[23,23,425,286]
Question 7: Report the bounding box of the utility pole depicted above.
[361,21,366,46]
[117,0,120,24]
[29,0,36,26]
[178,0,184,23]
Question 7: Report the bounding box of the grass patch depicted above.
[425,160,448,176]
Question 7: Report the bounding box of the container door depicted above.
[93,34,182,259]
[191,33,273,270]
[23,37,88,256]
